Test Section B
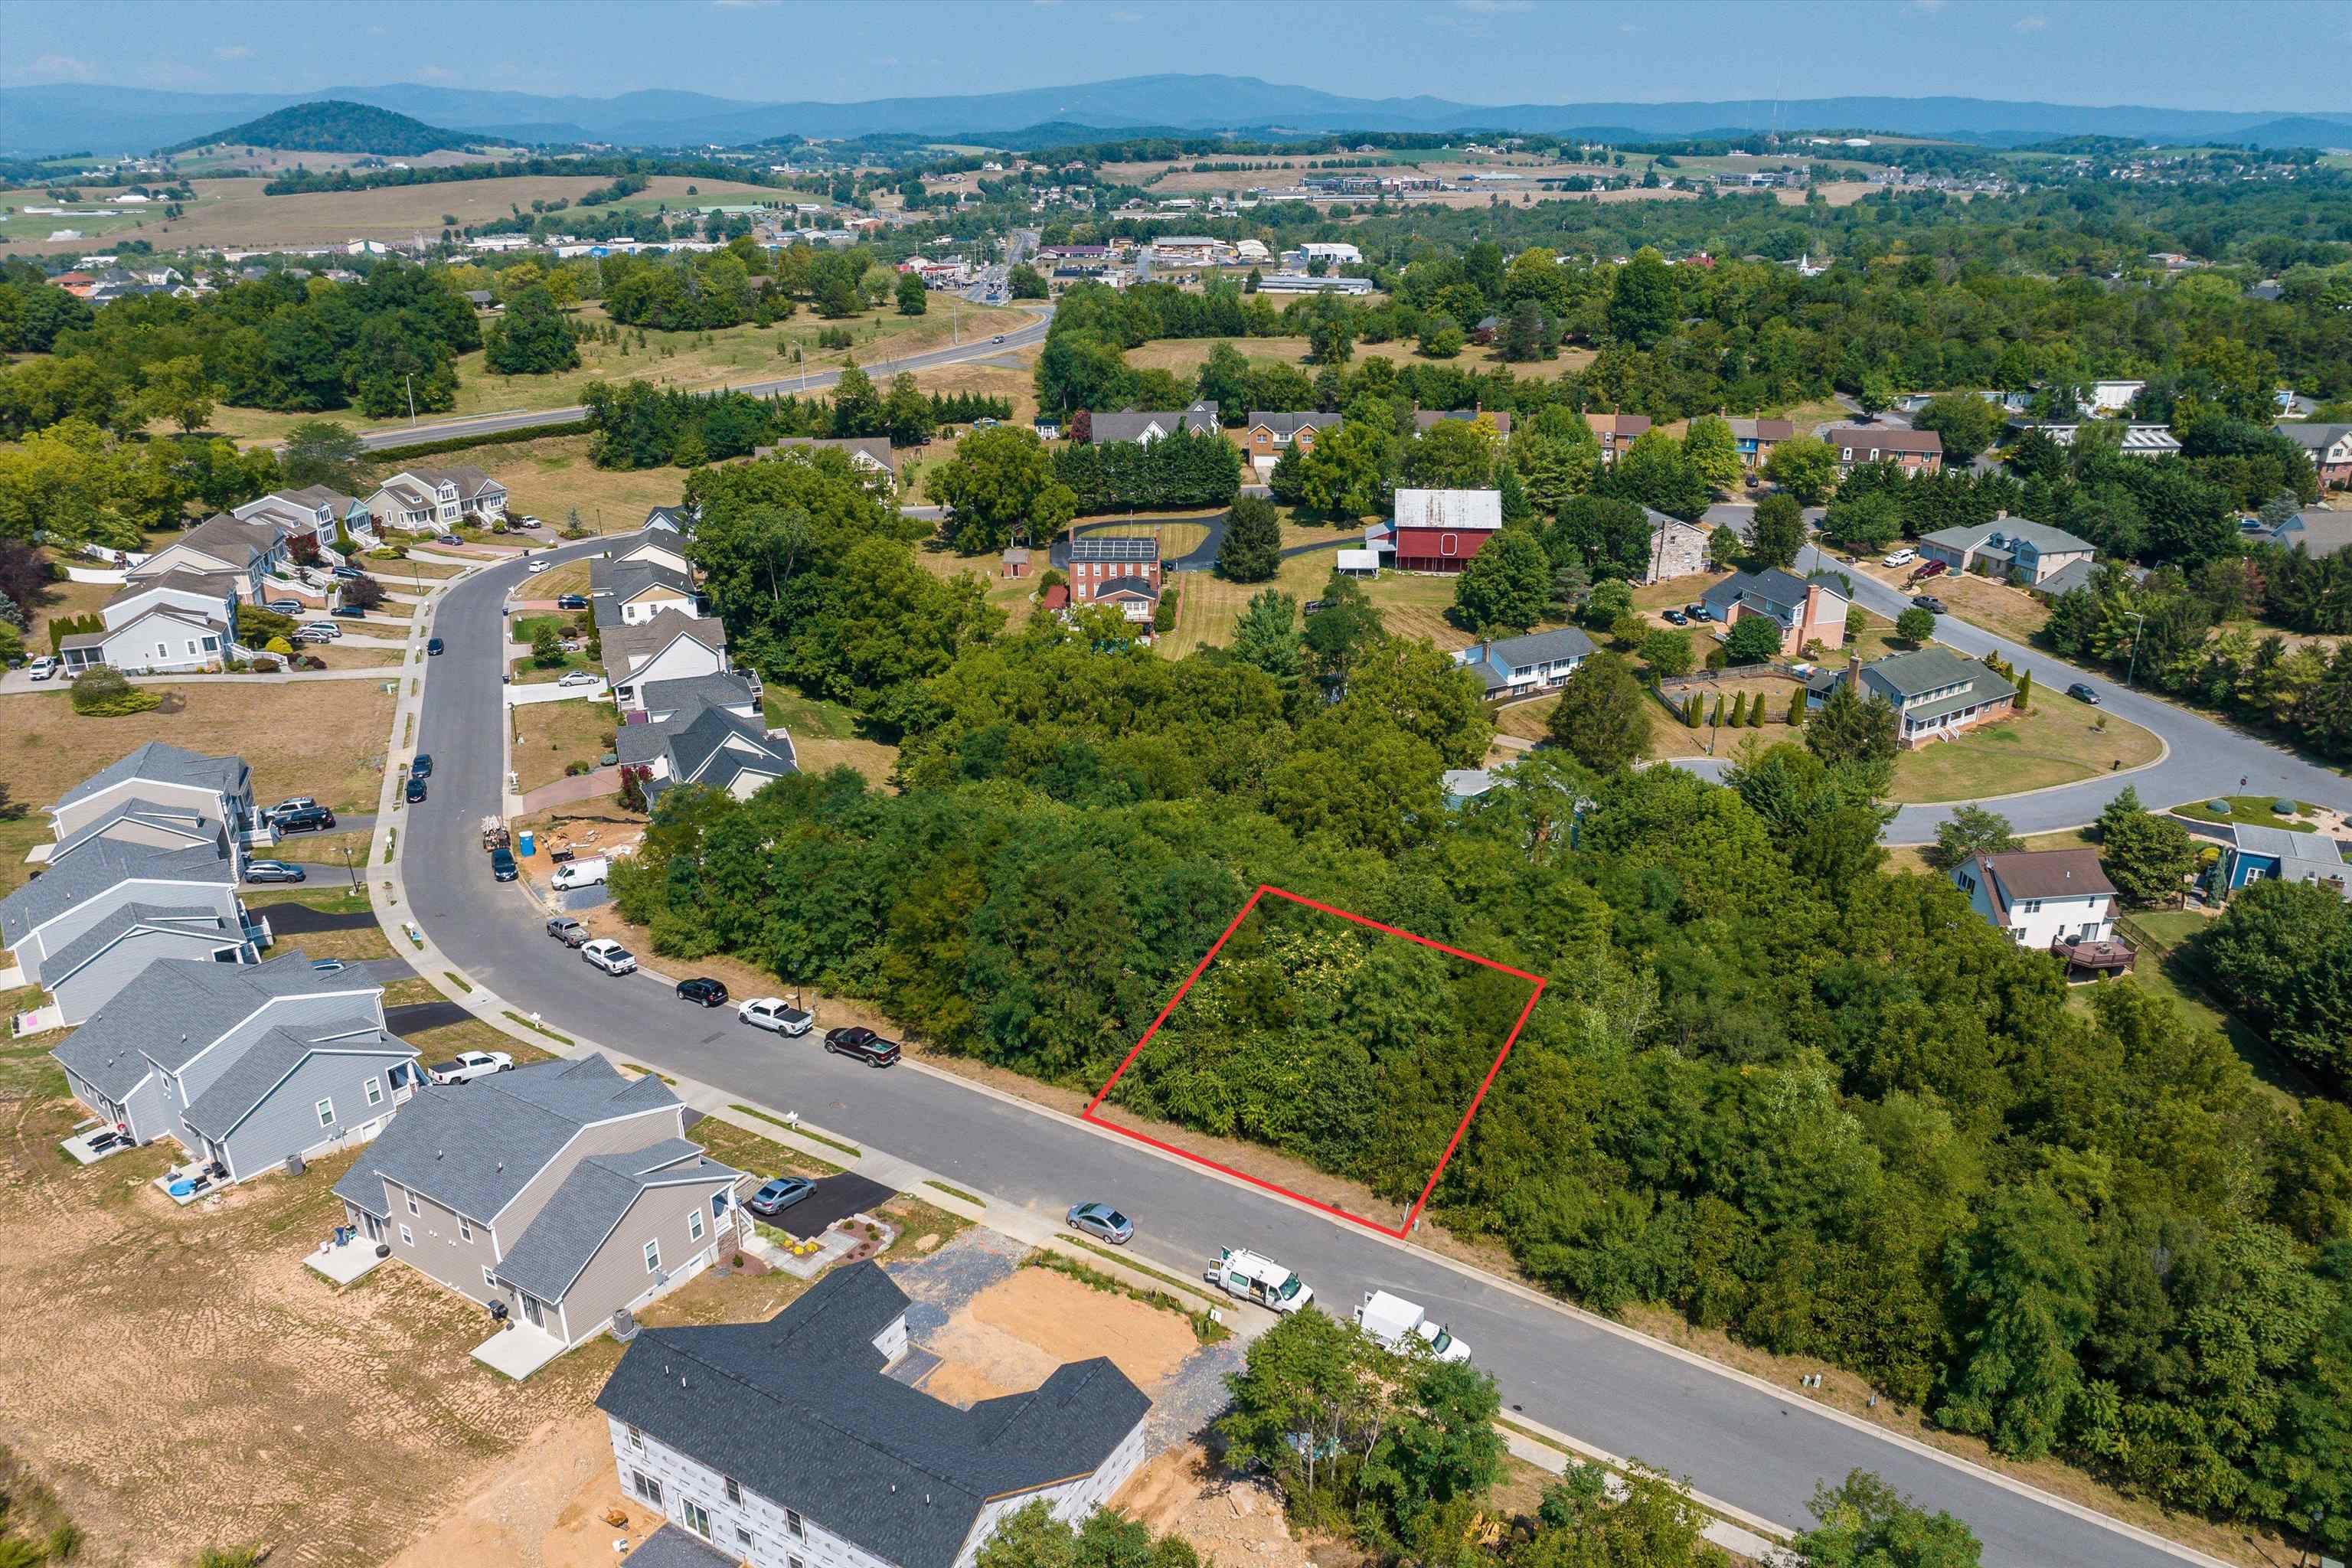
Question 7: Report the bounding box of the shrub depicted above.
[1152,590,1179,634]
[70,667,162,716]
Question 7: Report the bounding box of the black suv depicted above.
[677,977,729,1007]
[276,805,337,833]
[824,1026,900,1068]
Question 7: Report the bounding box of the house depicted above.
[2269,510,2352,560]
[1375,488,1505,573]
[2209,825,2350,901]
[1066,536,1161,621]
[1242,412,1340,475]
[618,688,795,808]
[1086,403,1219,444]
[1638,509,1713,585]
[1724,417,1795,469]
[1584,413,1650,465]
[463,289,500,311]
[1416,409,1513,441]
[753,436,898,492]
[232,485,374,557]
[603,609,730,712]
[999,547,1031,579]
[2082,380,2146,416]
[365,466,509,531]
[1441,769,1497,808]
[52,952,416,1174]
[1950,850,2134,974]
[613,537,695,577]
[1702,568,1849,658]
[591,557,701,629]
[335,1055,743,1354]
[1916,514,2096,588]
[641,505,697,537]
[47,743,263,849]
[594,1260,1148,1568]
[58,596,234,675]
[1454,628,1596,698]
[1808,647,2015,747]
[2275,423,2352,488]
[128,514,286,603]
[1822,426,1942,475]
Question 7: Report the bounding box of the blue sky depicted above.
[5,0,2346,111]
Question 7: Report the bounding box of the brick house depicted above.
[1242,411,1341,475]
[1822,426,1943,475]
[1724,417,1795,469]
[1066,536,1160,620]
[1584,413,1651,466]
[1701,568,1850,657]
[2276,422,2352,489]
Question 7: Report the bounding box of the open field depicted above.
[3,173,784,256]
[1125,334,1595,386]
[513,697,619,794]
[21,569,116,647]
[1887,687,2162,802]
[1156,525,1348,658]
[417,433,689,533]
[201,296,1032,447]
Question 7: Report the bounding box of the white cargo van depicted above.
[551,856,609,891]
[1354,1289,1472,1363]
[1206,1247,1313,1314]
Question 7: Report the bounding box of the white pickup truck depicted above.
[426,1050,513,1085]
[1354,1289,1472,1363]
[1205,1247,1314,1314]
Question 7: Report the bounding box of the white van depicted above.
[1206,1247,1313,1314]
[550,856,609,891]
[1355,1290,1472,1363]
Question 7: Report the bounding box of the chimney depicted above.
[1846,655,1862,695]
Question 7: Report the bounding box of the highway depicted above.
[352,305,1051,452]
[405,532,2225,1568]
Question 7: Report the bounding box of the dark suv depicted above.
[824,1026,900,1068]
[276,805,337,833]
[677,977,729,1007]
[489,847,518,881]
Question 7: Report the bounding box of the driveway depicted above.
[396,531,2233,1568]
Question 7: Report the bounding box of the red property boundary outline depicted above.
[1080,884,1547,1240]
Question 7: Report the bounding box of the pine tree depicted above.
[1786,689,1805,725]
[1710,694,1724,726]
[1731,691,1750,726]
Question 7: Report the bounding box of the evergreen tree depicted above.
[1216,494,1283,583]
[1547,651,1648,771]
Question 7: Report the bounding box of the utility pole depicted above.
[403,373,416,426]
[2122,609,2148,690]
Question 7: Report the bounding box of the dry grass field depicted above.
[512,698,621,794]
[1125,335,1594,384]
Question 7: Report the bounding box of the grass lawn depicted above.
[2109,909,2323,1106]
[21,568,116,647]
[1886,689,2161,804]
[513,697,620,794]
[1853,560,2051,645]
[510,649,600,684]
[241,883,373,915]
[1648,678,1807,759]
[2169,795,2320,831]
[273,918,394,965]
[1160,544,1334,658]
[264,826,380,869]
[1631,571,1730,616]
[1124,334,1594,384]
[1360,570,1483,653]
[760,688,899,782]
[526,558,595,599]
[405,1016,558,1070]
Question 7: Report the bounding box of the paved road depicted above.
[351,307,1053,452]
[404,534,2220,1568]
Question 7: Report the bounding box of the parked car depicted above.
[436,533,464,546]
[266,599,303,615]
[409,754,433,779]
[582,939,637,975]
[746,1176,815,1217]
[676,976,729,1007]
[1882,548,1917,567]
[404,776,426,804]
[266,797,319,821]
[1204,1246,1313,1314]
[299,622,343,640]
[737,997,815,1035]
[551,855,608,891]
[556,671,599,688]
[1911,595,1947,614]
[244,860,305,884]
[545,915,590,946]
[1355,1290,1472,1364]
[426,637,445,656]
[332,566,361,581]
[1661,608,1688,626]
[291,630,332,647]
[1910,560,1949,580]
[25,656,57,681]
[2066,681,2101,705]
[527,559,551,574]
[489,846,519,881]
[554,593,589,610]
[331,606,368,619]
[1683,602,1712,622]
[276,805,337,834]
[823,1026,900,1067]
[1065,1202,1134,1244]
[426,1050,512,1085]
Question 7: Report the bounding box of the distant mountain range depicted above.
[7,74,2351,158]
[164,100,475,157]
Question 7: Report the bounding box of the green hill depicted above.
[167,100,475,156]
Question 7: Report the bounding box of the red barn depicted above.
[1378,488,1505,573]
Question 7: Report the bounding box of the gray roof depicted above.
[667,705,793,789]
[0,838,234,947]
[47,949,335,1097]
[180,1024,415,1140]
[603,609,727,681]
[754,436,897,474]
[1246,411,1339,437]
[591,559,698,629]
[637,672,758,717]
[1068,535,1158,565]
[1480,627,1597,671]
[1086,403,1217,443]
[2275,511,2352,560]
[52,798,224,861]
[495,1138,737,1301]
[623,1525,740,1568]
[333,1054,680,1223]
[2034,557,2099,597]
[105,568,237,611]
[44,902,234,984]
[2232,825,2345,865]
[642,506,695,532]
[1922,518,2093,556]
[54,741,248,812]
[152,514,276,570]
[596,1263,1150,1568]
[2273,422,2352,454]
[1864,645,2011,701]
[1702,567,1838,616]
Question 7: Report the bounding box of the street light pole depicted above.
[403,373,416,426]
[2122,609,2148,690]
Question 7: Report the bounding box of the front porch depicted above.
[472,1318,568,1380]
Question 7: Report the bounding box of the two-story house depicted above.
[590,557,701,629]
[1583,412,1649,465]
[1823,426,1943,475]
[1701,568,1850,658]
[1724,416,1795,469]
[1916,514,2096,590]
[616,688,797,808]
[231,485,374,560]
[753,437,899,493]
[1638,509,1713,585]
[594,1261,1149,1568]
[1808,647,2016,747]
[60,567,243,675]
[2269,510,2352,560]
[1242,411,1340,475]
[366,466,508,531]
[125,514,285,607]
[1455,627,1596,698]
[2275,422,2352,489]
[603,610,730,714]
[1064,535,1161,620]
[335,1055,741,1358]
[1951,848,2135,975]
[1085,402,1219,444]
[46,742,263,849]
[51,952,415,1172]
[614,536,696,577]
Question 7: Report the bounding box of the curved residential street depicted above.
[394,533,2236,1568]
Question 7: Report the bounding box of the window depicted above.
[2021,900,2042,914]
[724,1478,742,1505]
[711,1191,730,1217]
[633,1471,662,1506]
[737,1527,755,1550]
[644,1239,662,1273]
[399,1224,414,1246]
[458,1216,472,1241]
[364,1076,383,1107]
[684,1501,711,1537]
[406,1190,420,1217]
[484,1266,498,1290]
[689,1208,705,1243]
[786,1509,806,1542]
[315,1097,335,1127]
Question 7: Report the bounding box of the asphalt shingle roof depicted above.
[1864,645,2007,699]
[52,799,223,860]
[0,838,234,947]
[2233,825,2345,865]
[637,673,758,718]
[596,1263,1150,1568]
[53,742,247,812]
[332,1055,679,1223]
[622,1525,737,1568]
[495,1138,736,1301]
[47,949,328,1099]
[44,902,233,982]
[179,1024,415,1140]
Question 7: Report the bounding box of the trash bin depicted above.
[518,828,535,858]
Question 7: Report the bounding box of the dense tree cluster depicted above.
[580,375,1010,470]
[1051,427,1241,515]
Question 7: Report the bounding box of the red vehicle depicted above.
[1908,560,1948,582]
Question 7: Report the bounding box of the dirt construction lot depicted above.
[920,1264,1197,1407]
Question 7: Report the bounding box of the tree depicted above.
[1402,417,1498,491]
[1723,614,1785,665]
[341,573,386,610]
[1217,493,1283,583]
[1497,298,1555,363]
[1854,374,1896,420]
[883,372,936,448]
[482,285,580,375]
[530,621,564,667]
[831,360,884,438]
[1763,436,1840,505]
[1936,1181,2096,1459]
[1547,651,1648,771]
[1305,296,1356,365]
[1606,247,1677,348]
[1924,805,2021,871]
[1417,315,1465,359]
[1896,606,1938,645]
[1750,492,1808,570]
[1708,524,1741,570]
[1639,628,1694,678]
[1453,528,1550,634]
[1229,589,1302,681]
[1582,577,1634,630]
[1825,491,1903,554]
[277,420,373,495]
[136,354,216,434]
[975,1501,1200,1568]
[2099,808,2195,909]
[1195,341,1250,414]
[1682,415,1743,494]
[1913,394,2000,464]
[1805,678,1900,795]
[1793,1471,1984,1568]
[928,425,1076,555]
[1604,429,1710,520]
[896,273,929,316]
[1006,263,1048,300]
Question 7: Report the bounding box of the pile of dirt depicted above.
[382,1413,652,1568]
[1116,1446,1312,1568]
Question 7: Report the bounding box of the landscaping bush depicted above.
[1153,590,1178,635]
[46,611,103,653]
[69,666,161,716]
[341,573,387,610]
[237,605,297,645]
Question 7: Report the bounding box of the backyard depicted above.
[760,688,900,783]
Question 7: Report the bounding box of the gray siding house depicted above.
[334,1055,740,1354]
[46,742,260,846]
[596,1263,1151,1568]
[1,835,250,1018]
